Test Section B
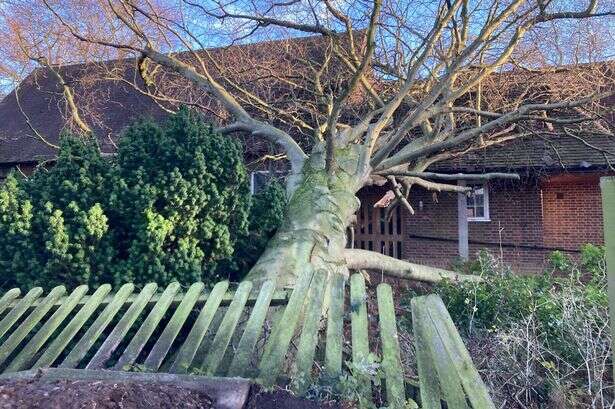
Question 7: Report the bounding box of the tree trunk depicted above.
[245,145,365,287]
[244,144,478,287]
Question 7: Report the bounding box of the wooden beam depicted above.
[6,286,289,312]
[601,176,615,380]
[457,181,469,260]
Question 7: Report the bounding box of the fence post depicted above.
[457,180,469,260]
[601,176,615,380]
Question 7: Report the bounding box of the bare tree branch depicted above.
[344,249,482,283]
[379,171,521,181]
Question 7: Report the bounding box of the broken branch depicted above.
[344,249,482,283]
[380,171,521,181]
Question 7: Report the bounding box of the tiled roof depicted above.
[0,38,613,173]
[0,34,338,164]
[430,133,615,173]
[0,63,167,164]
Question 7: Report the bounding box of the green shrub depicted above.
[548,250,572,272]
[406,249,607,336]
[400,248,610,408]
[579,243,606,277]
[110,108,250,285]
[0,137,116,289]
[0,108,251,289]
[216,180,286,281]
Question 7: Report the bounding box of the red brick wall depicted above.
[356,171,608,273]
[541,174,604,250]
[402,178,551,271]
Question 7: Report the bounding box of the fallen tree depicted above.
[2,0,613,287]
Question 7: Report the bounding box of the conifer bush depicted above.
[216,180,286,281]
[0,108,251,289]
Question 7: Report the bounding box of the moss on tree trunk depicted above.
[245,144,365,287]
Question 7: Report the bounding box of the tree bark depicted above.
[343,249,481,283]
[244,144,473,287]
[245,144,365,287]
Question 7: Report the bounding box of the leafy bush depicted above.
[110,108,250,285]
[400,246,610,408]
[411,247,607,337]
[477,259,610,408]
[215,180,286,281]
[580,243,606,276]
[0,108,251,289]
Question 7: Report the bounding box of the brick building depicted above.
[1,37,613,273]
[355,136,614,272]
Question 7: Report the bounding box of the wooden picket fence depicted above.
[0,270,495,408]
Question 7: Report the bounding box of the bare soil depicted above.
[246,386,343,409]
[0,379,348,409]
[0,379,214,409]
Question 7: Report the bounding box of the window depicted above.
[250,170,285,195]
[250,171,270,195]
[466,183,490,221]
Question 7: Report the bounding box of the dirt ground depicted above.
[246,387,343,409]
[0,379,347,409]
[0,379,214,408]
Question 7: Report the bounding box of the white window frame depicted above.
[466,182,490,222]
[250,170,270,195]
[250,170,287,194]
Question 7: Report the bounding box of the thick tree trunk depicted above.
[245,145,364,287]
[244,144,479,287]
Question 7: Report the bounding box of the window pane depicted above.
[475,207,484,218]
[252,172,269,194]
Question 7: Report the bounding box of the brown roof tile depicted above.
[0,34,344,164]
[430,133,615,173]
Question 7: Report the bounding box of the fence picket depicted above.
[0,289,21,316]
[202,281,253,376]
[411,297,442,409]
[0,288,43,340]
[114,283,180,370]
[143,282,205,371]
[377,283,409,409]
[34,284,112,369]
[0,286,66,368]
[258,270,313,385]
[60,283,134,368]
[424,295,496,409]
[226,279,276,377]
[325,273,345,379]
[292,270,326,394]
[6,285,89,373]
[169,281,229,374]
[86,283,157,369]
[349,273,372,398]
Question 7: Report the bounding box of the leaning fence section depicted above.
[0,271,495,408]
